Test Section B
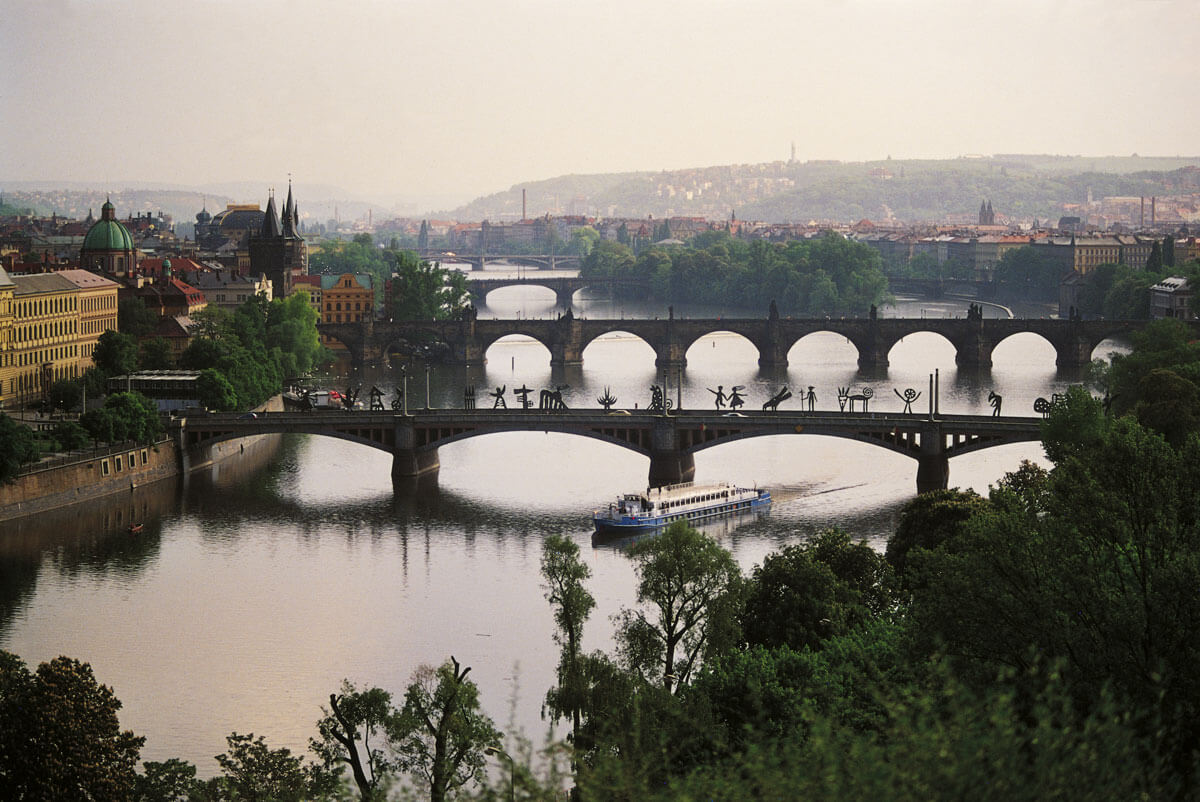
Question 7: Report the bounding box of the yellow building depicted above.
[10,273,80,407]
[0,267,14,410]
[318,273,373,352]
[58,269,119,372]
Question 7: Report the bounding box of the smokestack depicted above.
[522,189,527,222]
[1140,197,1145,228]
[1152,196,1156,225]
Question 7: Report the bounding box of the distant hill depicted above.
[438,155,1200,224]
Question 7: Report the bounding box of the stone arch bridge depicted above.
[173,409,1044,495]
[466,275,651,308]
[319,314,1165,371]
[419,251,582,271]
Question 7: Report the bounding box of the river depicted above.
[0,267,1128,774]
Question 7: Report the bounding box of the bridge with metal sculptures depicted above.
[172,408,1044,495]
[466,274,649,308]
[420,250,582,271]
[320,308,1169,372]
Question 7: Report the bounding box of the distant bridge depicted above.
[420,251,582,271]
[173,408,1045,494]
[319,312,1164,372]
[466,275,650,307]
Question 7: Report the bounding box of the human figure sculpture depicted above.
[464,385,476,409]
[894,387,921,414]
[513,385,533,409]
[708,385,728,409]
[728,386,745,410]
[369,386,385,411]
[988,390,1002,417]
[490,385,507,409]
[806,386,817,411]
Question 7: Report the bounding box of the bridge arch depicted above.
[580,330,658,367]
[989,331,1058,369]
[482,333,553,366]
[786,330,862,366]
[684,330,765,369]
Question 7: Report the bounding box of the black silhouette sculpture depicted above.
[805,386,817,411]
[988,390,1002,417]
[490,385,507,409]
[464,385,476,409]
[597,387,618,411]
[894,387,921,414]
[837,386,873,412]
[391,387,404,411]
[708,385,728,409]
[539,385,569,410]
[728,386,745,410]
[340,386,361,410]
[369,386,385,411]
[648,385,673,413]
[513,385,533,409]
[763,387,792,412]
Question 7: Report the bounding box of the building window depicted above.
[115,456,123,472]
[101,459,110,476]
[129,451,137,466]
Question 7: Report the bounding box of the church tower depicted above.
[249,182,307,296]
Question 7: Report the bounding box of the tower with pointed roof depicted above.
[249,183,307,296]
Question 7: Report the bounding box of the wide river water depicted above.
[0,267,1127,773]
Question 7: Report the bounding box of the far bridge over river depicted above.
[319,312,1173,372]
[173,409,1045,494]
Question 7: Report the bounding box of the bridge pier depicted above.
[392,418,441,481]
[554,288,575,309]
[915,421,949,494]
[647,417,694,487]
[1055,337,1097,369]
[954,336,995,369]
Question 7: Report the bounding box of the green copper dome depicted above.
[81,199,134,252]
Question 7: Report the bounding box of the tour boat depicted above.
[593,481,770,535]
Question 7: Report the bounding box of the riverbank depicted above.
[0,397,284,525]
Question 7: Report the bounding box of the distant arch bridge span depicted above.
[173,408,1043,494]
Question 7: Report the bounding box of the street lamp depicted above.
[484,745,514,802]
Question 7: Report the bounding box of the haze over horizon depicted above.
[3,0,1198,210]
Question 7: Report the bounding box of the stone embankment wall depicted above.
[0,397,283,524]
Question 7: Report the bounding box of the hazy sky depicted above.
[3,0,1197,207]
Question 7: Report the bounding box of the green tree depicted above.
[138,337,174,371]
[213,732,334,802]
[51,420,91,451]
[196,369,239,412]
[93,330,139,377]
[0,651,145,800]
[885,488,991,577]
[568,226,600,257]
[0,413,39,482]
[387,656,500,802]
[614,522,741,694]
[993,245,1064,302]
[118,297,158,337]
[1163,235,1176,268]
[48,378,82,411]
[135,758,201,802]
[741,528,893,651]
[388,250,470,321]
[310,681,398,802]
[540,534,595,774]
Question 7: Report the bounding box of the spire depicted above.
[261,190,282,238]
[282,181,297,237]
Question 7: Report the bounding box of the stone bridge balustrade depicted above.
[319,315,1169,373]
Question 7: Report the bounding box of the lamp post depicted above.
[424,365,431,410]
[484,745,514,802]
[401,367,408,416]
